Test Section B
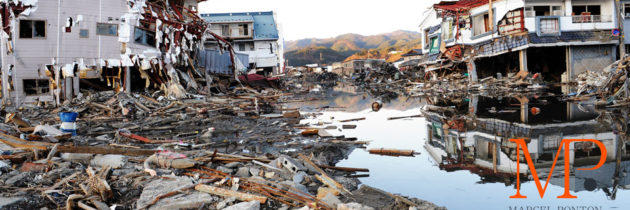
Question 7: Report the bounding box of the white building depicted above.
[201,11,285,75]
[0,0,207,106]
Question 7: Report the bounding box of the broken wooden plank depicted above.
[387,114,423,120]
[56,146,157,156]
[0,133,52,150]
[89,102,114,112]
[298,153,352,196]
[195,184,268,203]
[117,131,178,144]
[368,148,415,157]
[339,117,365,122]
[317,165,369,172]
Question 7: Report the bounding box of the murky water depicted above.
[291,86,630,210]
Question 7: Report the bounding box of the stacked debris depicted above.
[0,84,444,209]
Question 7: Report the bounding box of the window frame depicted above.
[572,4,602,16]
[23,79,50,96]
[221,24,230,36]
[79,29,89,38]
[19,19,47,39]
[96,23,118,36]
[470,8,496,40]
[133,27,156,47]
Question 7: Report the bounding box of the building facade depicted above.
[201,11,285,75]
[419,0,621,87]
[0,0,208,106]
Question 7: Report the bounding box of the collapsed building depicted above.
[0,0,239,106]
[417,0,622,88]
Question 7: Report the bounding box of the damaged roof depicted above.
[434,0,488,12]
[201,11,279,40]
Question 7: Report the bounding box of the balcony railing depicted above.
[571,15,613,23]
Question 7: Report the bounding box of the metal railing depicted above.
[571,15,613,23]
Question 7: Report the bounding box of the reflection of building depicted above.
[422,95,630,195]
[201,11,284,75]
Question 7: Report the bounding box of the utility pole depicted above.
[617,0,626,58]
[488,0,494,32]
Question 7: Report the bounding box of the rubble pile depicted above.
[0,85,444,209]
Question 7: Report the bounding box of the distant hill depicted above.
[283,46,356,67]
[284,30,423,66]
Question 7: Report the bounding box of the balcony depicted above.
[526,15,615,36]
[571,15,613,23]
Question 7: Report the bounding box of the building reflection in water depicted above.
[422,95,630,200]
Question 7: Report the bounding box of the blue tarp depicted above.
[197,50,249,75]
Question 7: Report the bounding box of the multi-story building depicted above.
[201,11,285,75]
[0,0,209,106]
[419,0,622,86]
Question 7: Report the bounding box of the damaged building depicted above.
[417,0,621,86]
[201,11,285,76]
[0,0,225,106]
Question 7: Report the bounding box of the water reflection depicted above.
[296,90,630,209]
[424,94,630,208]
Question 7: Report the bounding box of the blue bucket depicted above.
[59,112,78,136]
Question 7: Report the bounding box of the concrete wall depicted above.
[525,0,616,33]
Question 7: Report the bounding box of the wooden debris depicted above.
[85,166,112,201]
[368,148,415,157]
[387,114,423,120]
[195,184,268,203]
[301,129,319,136]
[339,117,366,122]
[0,133,52,150]
[56,146,157,156]
[298,153,353,196]
[317,165,369,172]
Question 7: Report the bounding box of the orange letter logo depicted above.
[509,139,607,199]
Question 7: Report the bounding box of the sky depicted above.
[198,0,439,41]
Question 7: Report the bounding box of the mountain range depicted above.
[284,30,424,66]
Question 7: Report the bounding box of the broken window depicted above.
[19,20,46,39]
[96,23,117,36]
[498,9,524,35]
[23,79,50,96]
[424,28,430,49]
[80,29,89,38]
[134,27,156,47]
[441,18,454,41]
[239,43,245,51]
[221,25,230,36]
[526,5,563,17]
[239,24,249,36]
[472,13,491,37]
[625,4,630,17]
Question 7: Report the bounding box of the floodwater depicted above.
[292,85,630,210]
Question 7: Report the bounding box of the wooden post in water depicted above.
[493,143,497,173]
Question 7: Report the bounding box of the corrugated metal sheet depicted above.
[198,50,249,75]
